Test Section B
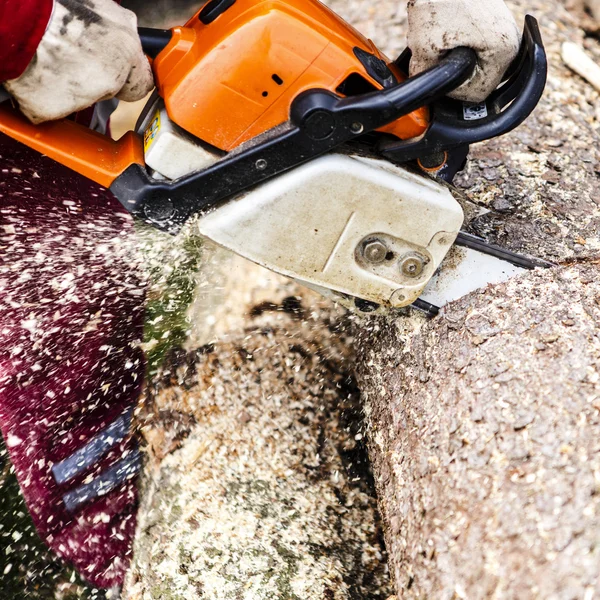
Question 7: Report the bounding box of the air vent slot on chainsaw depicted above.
[199,0,237,24]
[353,47,397,88]
[336,73,377,97]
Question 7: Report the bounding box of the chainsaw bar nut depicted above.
[362,240,389,264]
[400,252,427,278]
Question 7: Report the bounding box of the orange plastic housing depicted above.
[153,0,429,152]
[0,104,144,188]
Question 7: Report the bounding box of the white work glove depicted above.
[4,0,154,124]
[407,0,521,102]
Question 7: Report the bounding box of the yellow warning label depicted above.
[144,109,161,152]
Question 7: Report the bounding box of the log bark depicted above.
[357,264,600,599]
[355,0,600,597]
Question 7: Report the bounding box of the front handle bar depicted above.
[380,15,547,164]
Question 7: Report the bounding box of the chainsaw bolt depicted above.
[350,122,364,134]
[400,253,426,278]
[362,240,388,264]
[255,159,268,170]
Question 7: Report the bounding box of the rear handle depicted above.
[0,103,145,188]
[138,28,173,58]
[0,29,173,186]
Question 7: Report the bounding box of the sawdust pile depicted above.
[123,270,392,600]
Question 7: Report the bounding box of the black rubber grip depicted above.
[139,28,173,59]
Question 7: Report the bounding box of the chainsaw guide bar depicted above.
[411,233,555,317]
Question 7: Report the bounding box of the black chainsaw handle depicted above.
[139,28,173,58]
[287,46,476,139]
[380,15,547,164]
[348,47,477,117]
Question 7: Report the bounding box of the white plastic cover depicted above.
[197,154,464,308]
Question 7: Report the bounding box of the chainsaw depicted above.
[0,0,550,316]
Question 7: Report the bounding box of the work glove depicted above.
[4,0,154,124]
[407,0,521,103]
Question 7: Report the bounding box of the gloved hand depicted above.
[4,0,154,123]
[407,0,521,103]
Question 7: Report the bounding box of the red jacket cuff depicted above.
[0,0,54,81]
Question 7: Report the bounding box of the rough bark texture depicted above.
[354,0,600,598]
[123,257,392,600]
[358,264,600,599]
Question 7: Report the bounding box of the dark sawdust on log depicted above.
[357,263,600,599]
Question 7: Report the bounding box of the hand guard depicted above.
[4,0,154,123]
[407,0,521,103]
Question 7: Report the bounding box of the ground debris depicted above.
[124,265,392,600]
[562,41,600,91]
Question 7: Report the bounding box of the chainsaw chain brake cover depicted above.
[196,153,465,311]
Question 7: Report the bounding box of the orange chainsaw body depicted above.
[155,0,428,151]
[0,0,430,186]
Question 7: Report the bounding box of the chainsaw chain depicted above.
[455,232,554,270]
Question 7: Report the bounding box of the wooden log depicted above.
[356,0,600,597]
[357,263,600,598]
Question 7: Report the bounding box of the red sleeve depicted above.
[0,0,54,81]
